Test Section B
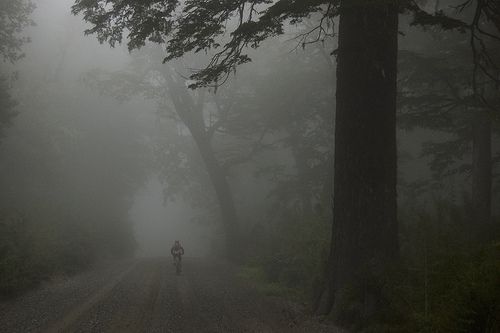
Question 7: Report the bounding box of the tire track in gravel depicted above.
[59,259,162,333]
[173,259,276,333]
[146,261,184,333]
[174,263,216,333]
[2,258,343,333]
[102,261,162,333]
[0,260,135,333]
[43,262,138,333]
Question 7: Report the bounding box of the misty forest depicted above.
[0,0,499,332]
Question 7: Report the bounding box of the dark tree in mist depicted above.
[399,48,499,226]
[165,71,242,260]
[83,51,242,260]
[318,1,399,317]
[400,1,500,226]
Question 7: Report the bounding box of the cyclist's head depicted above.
[175,240,180,246]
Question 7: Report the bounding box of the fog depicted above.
[0,0,498,331]
[131,176,211,257]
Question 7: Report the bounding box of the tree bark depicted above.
[472,110,492,225]
[317,0,399,319]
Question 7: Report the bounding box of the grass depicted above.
[236,265,302,300]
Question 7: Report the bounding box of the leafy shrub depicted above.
[242,214,330,303]
[0,210,136,297]
[360,202,500,333]
[242,199,500,333]
[0,211,37,295]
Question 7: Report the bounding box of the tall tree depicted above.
[399,48,499,225]
[400,1,500,226]
[83,50,242,259]
[316,0,399,318]
[165,71,242,259]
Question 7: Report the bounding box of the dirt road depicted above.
[0,258,338,332]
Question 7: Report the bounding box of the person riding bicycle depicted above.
[170,240,185,263]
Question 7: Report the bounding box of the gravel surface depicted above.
[0,258,341,333]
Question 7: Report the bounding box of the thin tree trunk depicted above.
[472,110,492,225]
[317,0,399,319]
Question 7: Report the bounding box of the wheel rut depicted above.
[0,258,341,333]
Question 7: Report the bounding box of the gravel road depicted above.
[0,258,339,333]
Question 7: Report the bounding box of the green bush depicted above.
[363,202,500,333]
[242,200,500,333]
[242,214,330,303]
[0,212,38,295]
[0,210,136,297]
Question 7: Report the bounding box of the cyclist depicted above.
[170,240,185,273]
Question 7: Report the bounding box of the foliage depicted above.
[0,0,35,62]
[398,35,500,189]
[81,49,217,208]
[0,0,35,140]
[409,0,500,93]
[351,201,500,333]
[0,210,96,296]
[0,60,150,296]
[241,212,330,303]
[72,0,500,91]
[0,211,35,295]
[236,266,298,299]
[239,196,500,332]
[0,76,18,138]
[72,0,337,88]
[82,40,335,235]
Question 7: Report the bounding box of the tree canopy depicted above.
[72,0,337,88]
[72,0,499,88]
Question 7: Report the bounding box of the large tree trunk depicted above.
[317,0,399,319]
[472,111,492,225]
